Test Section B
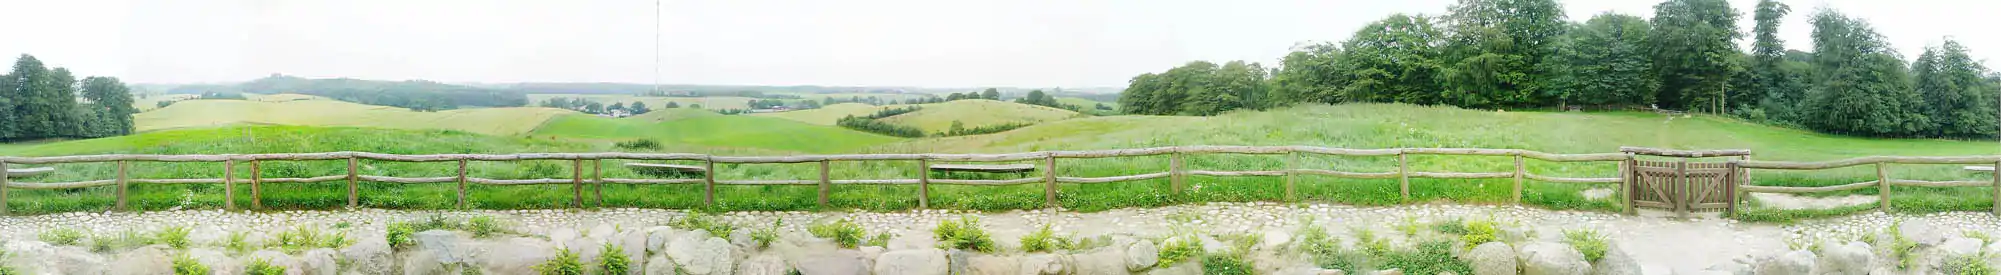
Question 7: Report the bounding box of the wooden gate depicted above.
[1628,160,1740,217]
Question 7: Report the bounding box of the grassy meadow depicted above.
[137,99,574,136]
[3,101,1997,221]
[751,103,900,125]
[876,99,1081,133]
[526,94,765,110]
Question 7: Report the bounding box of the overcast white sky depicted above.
[0,0,1993,88]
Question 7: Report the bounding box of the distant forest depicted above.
[0,54,139,141]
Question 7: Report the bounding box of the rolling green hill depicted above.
[135,99,574,136]
[876,99,1080,133]
[527,94,764,110]
[529,113,901,153]
[751,103,904,125]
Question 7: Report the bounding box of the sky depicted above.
[0,0,1994,88]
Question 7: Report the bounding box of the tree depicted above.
[1439,0,1568,108]
[79,76,137,136]
[664,102,680,108]
[980,88,1000,100]
[1269,43,1346,105]
[1800,10,1928,137]
[9,55,60,139]
[1550,13,1656,107]
[947,93,966,101]
[1911,39,1997,138]
[584,101,605,114]
[608,102,626,112]
[1648,0,1742,113]
[630,101,651,114]
[1338,14,1447,104]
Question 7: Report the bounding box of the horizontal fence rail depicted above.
[2,146,1997,216]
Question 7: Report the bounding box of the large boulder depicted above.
[299,248,340,275]
[1590,242,1641,275]
[1751,250,1814,275]
[249,250,305,275]
[1127,240,1160,271]
[2,241,58,274]
[875,248,950,275]
[1463,242,1517,275]
[616,229,650,275]
[480,237,557,275]
[1020,254,1070,275]
[1516,242,1590,275]
[110,245,174,275]
[1940,237,1984,256]
[644,226,683,254]
[402,250,453,275]
[187,248,243,275]
[551,227,581,245]
[738,253,792,275]
[965,254,1021,275]
[414,230,475,265]
[564,236,609,274]
[643,254,680,275]
[1147,261,1202,275]
[55,246,109,275]
[1815,241,1872,275]
[342,233,394,275]
[670,236,738,275]
[1897,220,1947,246]
[797,250,870,275]
[1073,249,1129,275]
[189,225,229,247]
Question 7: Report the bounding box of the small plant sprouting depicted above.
[932,216,996,253]
[1562,229,1609,262]
[534,248,585,275]
[1019,224,1058,253]
[38,228,84,246]
[807,219,867,249]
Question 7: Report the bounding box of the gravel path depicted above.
[3,203,1996,274]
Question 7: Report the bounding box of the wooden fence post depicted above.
[250,160,262,210]
[1397,151,1410,200]
[1,160,9,215]
[1170,152,1185,195]
[1877,162,1889,212]
[1621,154,1635,215]
[1044,155,1057,208]
[346,157,358,208]
[455,159,468,209]
[571,159,584,208]
[703,157,716,207]
[1284,151,1297,202]
[223,160,235,211]
[817,160,830,207]
[114,160,129,211]
[1992,160,2000,215]
[918,158,931,209]
[593,159,604,208]
[1513,154,1524,204]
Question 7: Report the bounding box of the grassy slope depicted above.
[750,103,902,125]
[878,99,1080,133]
[136,99,574,136]
[529,110,902,153]
[1056,97,1113,109]
[526,94,761,110]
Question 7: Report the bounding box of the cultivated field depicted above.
[750,103,901,125]
[134,99,574,136]
[525,94,763,110]
[877,99,1080,133]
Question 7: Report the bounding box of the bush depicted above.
[751,221,781,249]
[932,216,996,253]
[535,248,585,275]
[1942,253,1998,275]
[837,116,925,138]
[38,228,84,246]
[598,243,631,275]
[157,226,192,249]
[1460,220,1498,246]
[1202,253,1254,275]
[468,216,505,238]
[1156,236,1204,268]
[226,231,252,253]
[1887,221,1919,269]
[808,219,867,249]
[172,254,211,275]
[612,139,660,150]
[669,212,736,236]
[940,122,1033,137]
[387,222,418,249]
[1019,224,1058,253]
[1562,229,1609,262]
[245,258,286,275]
[866,232,894,247]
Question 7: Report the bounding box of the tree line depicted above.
[232,75,530,111]
[538,97,653,116]
[0,54,139,141]
[1120,0,2001,139]
[836,106,927,138]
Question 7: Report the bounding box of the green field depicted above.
[751,103,903,125]
[1056,97,1114,110]
[526,94,764,110]
[4,103,1997,220]
[878,99,1080,133]
[136,99,574,136]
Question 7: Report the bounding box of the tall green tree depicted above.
[1338,14,1447,104]
[1648,0,1741,113]
[980,88,1000,100]
[1440,0,1568,108]
[1800,10,1928,137]
[1911,39,1997,138]
[0,70,13,140]
[1550,13,1657,107]
[1116,60,1269,115]
[10,55,67,139]
[78,76,138,137]
[1269,43,1346,105]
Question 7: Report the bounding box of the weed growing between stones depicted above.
[932,216,996,253]
[387,214,510,250]
[1885,220,1919,270]
[865,232,893,247]
[1941,252,1998,275]
[37,228,83,246]
[1019,224,1058,253]
[269,226,347,253]
[0,247,16,275]
[1562,229,1609,262]
[534,248,584,275]
[245,258,286,275]
[387,222,417,249]
[669,211,735,235]
[1375,240,1472,275]
[1966,230,1995,246]
[467,216,504,238]
[171,253,211,275]
[1459,220,1499,246]
[750,220,781,250]
[598,243,630,275]
[1156,235,1203,268]
[1202,253,1254,275]
[807,219,867,249]
[157,226,192,249]
[226,231,252,254]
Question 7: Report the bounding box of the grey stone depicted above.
[299,248,340,275]
[188,248,243,275]
[1020,254,1069,275]
[1127,240,1160,271]
[796,250,870,275]
[1751,250,1814,275]
[1815,241,1872,275]
[1516,242,1590,275]
[671,237,738,275]
[1,241,58,274]
[1590,242,1641,275]
[875,248,950,275]
[644,226,681,254]
[1940,237,1983,256]
[402,250,452,275]
[1897,220,1947,246]
[249,250,305,275]
[1147,262,1202,275]
[1074,249,1128,275]
[54,246,108,275]
[965,254,1020,275]
[643,254,680,275]
[1369,268,1403,275]
[109,245,173,275]
[341,234,394,275]
[1464,242,1516,275]
[480,237,556,275]
[413,230,473,264]
[737,253,791,275]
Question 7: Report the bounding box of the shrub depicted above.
[172,254,211,275]
[1886,221,1919,270]
[245,258,286,275]
[388,222,418,249]
[1156,236,1204,268]
[225,231,252,254]
[157,226,192,249]
[1377,240,1474,275]
[1431,217,1469,235]
[598,243,630,275]
[322,231,353,249]
[836,116,925,138]
[932,216,996,253]
[1460,220,1499,246]
[669,212,735,236]
[1019,224,1058,253]
[1395,217,1422,237]
[1967,230,1996,246]
[535,248,585,275]
[38,228,84,246]
[1201,253,1254,275]
[1942,253,1998,275]
[808,219,868,249]
[468,216,505,238]
[750,221,781,249]
[866,232,894,248]
[613,139,661,150]
[1562,229,1609,262]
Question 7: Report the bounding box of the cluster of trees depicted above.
[836,106,926,137]
[639,89,802,99]
[945,89,1003,101]
[0,54,139,140]
[898,97,947,105]
[1120,0,2001,139]
[233,75,529,111]
[943,121,1033,137]
[537,98,652,116]
[1012,90,1075,109]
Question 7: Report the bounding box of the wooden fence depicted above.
[1,146,1997,216]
